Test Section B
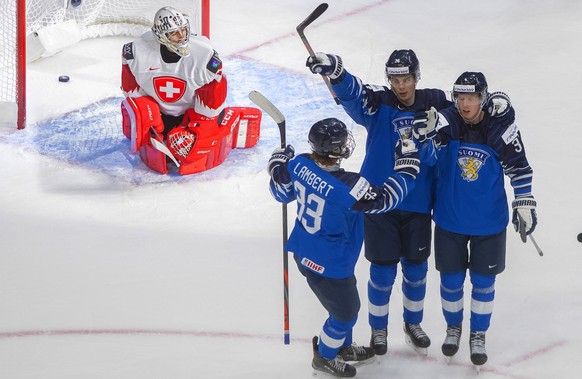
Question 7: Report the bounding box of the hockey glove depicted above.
[512,195,537,241]
[486,91,511,117]
[412,106,438,143]
[267,144,295,175]
[306,52,344,80]
[167,127,197,162]
[394,139,420,179]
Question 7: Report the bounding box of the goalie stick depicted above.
[248,90,290,345]
[296,3,340,105]
[150,127,181,168]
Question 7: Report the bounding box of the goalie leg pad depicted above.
[167,120,233,175]
[121,96,164,153]
[139,144,168,174]
[221,107,262,149]
[169,106,261,175]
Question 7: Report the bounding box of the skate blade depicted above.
[350,355,378,367]
[312,369,353,378]
[474,365,481,374]
[404,335,428,356]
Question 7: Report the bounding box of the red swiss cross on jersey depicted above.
[153,76,187,103]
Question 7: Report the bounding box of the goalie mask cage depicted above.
[1,0,210,130]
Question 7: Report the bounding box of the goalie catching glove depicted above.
[267,145,295,175]
[167,127,197,163]
[412,106,439,143]
[512,195,537,240]
[394,139,420,179]
[306,52,344,80]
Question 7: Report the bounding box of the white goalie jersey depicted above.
[121,31,227,118]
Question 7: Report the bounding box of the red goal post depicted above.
[1,0,210,130]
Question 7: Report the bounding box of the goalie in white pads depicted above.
[120,6,260,175]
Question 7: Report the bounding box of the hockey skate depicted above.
[370,328,387,356]
[338,342,376,367]
[469,331,488,370]
[442,324,462,363]
[403,323,431,355]
[311,336,356,378]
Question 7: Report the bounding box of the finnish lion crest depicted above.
[457,147,490,182]
[392,116,413,140]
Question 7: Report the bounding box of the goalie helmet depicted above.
[308,118,355,159]
[152,7,191,57]
[385,49,421,83]
[453,71,489,107]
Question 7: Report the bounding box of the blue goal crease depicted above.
[1,56,341,185]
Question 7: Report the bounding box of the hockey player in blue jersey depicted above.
[268,118,421,377]
[305,49,512,356]
[413,71,537,367]
[305,49,452,356]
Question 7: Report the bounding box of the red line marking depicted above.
[500,340,567,367]
[0,328,311,344]
[230,0,393,57]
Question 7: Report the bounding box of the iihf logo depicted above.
[457,147,490,182]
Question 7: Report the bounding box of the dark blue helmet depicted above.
[453,71,488,104]
[385,49,421,82]
[308,118,355,159]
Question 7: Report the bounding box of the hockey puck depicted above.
[578,233,582,243]
[58,75,70,83]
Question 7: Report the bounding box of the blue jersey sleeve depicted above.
[332,170,416,214]
[269,158,295,204]
[331,71,388,131]
[487,109,534,198]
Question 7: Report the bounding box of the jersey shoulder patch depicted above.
[349,176,371,201]
[122,42,134,60]
[501,122,519,144]
[206,50,222,73]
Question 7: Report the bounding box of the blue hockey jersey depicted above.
[330,71,451,214]
[269,154,415,279]
[433,106,533,235]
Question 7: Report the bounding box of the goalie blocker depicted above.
[121,96,261,175]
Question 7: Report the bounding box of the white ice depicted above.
[1,0,581,378]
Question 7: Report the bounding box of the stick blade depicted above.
[249,90,285,124]
[297,3,329,33]
[150,127,180,167]
[248,90,286,147]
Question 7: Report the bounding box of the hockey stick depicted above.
[296,3,340,105]
[248,90,290,345]
[528,234,543,256]
[150,127,181,168]
[518,214,543,256]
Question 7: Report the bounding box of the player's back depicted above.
[285,154,364,279]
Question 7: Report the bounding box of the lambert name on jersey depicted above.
[293,162,335,196]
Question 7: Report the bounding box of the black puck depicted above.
[578,233,582,243]
[58,75,70,82]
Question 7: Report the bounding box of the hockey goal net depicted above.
[1,0,209,130]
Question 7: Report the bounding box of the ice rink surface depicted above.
[1,1,581,378]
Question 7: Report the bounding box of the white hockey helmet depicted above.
[152,7,191,56]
